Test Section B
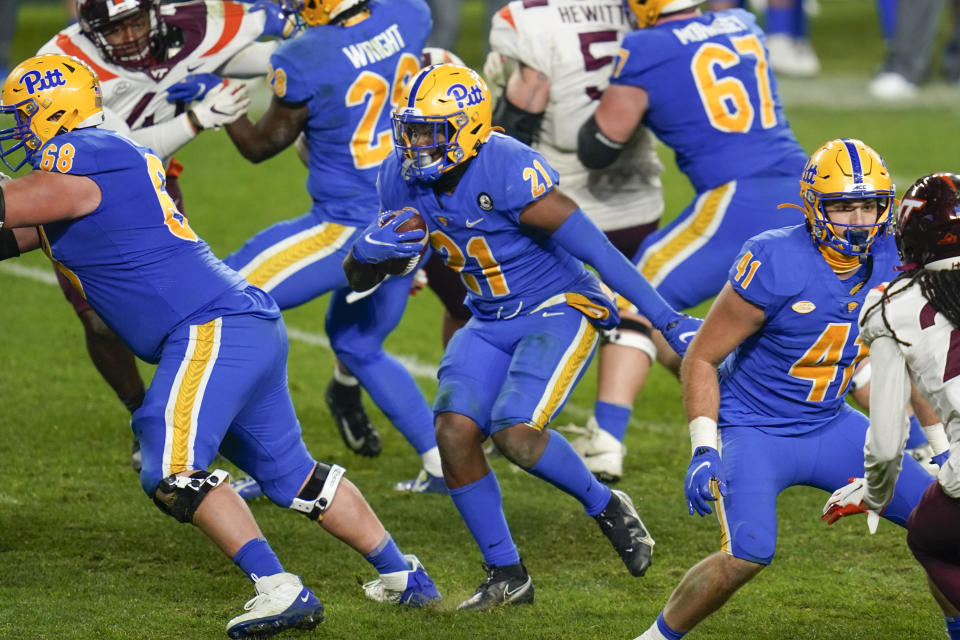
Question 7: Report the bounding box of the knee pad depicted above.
[601,317,657,363]
[153,469,229,524]
[290,462,346,521]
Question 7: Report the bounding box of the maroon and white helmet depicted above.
[896,172,960,270]
[77,0,166,70]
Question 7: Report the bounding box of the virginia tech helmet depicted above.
[77,0,166,70]
[391,64,492,183]
[622,0,702,28]
[896,173,960,270]
[0,54,104,171]
[299,0,367,26]
[799,138,894,257]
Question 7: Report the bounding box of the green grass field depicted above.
[3,2,960,639]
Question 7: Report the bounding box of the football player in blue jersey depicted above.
[0,54,439,639]
[344,63,700,609]
[572,0,812,477]
[629,139,935,640]
[219,0,446,493]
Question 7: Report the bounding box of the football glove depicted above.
[661,312,703,358]
[190,81,250,131]
[352,209,426,264]
[166,73,224,103]
[685,446,727,516]
[251,0,301,38]
[821,477,881,534]
[482,51,508,88]
[0,171,11,183]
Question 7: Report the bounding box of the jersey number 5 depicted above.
[691,34,776,134]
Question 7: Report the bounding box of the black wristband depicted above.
[187,110,204,133]
[0,228,20,260]
[492,95,544,146]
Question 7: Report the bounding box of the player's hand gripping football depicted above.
[685,446,727,516]
[352,208,426,264]
[661,312,703,358]
[166,73,225,103]
[189,80,251,131]
[821,477,881,534]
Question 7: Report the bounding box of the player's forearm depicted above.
[863,337,912,509]
[1,173,100,227]
[225,114,287,162]
[219,41,278,77]
[680,356,721,424]
[129,114,197,159]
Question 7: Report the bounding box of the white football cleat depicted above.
[562,417,626,483]
[766,34,820,78]
[226,572,323,639]
[361,554,441,607]
[868,72,918,101]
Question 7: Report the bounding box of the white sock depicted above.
[332,365,359,386]
[634,620,670,640]
[421,447,443,478]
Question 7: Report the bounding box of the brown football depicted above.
[380,207,429,276]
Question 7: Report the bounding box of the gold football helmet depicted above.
[0,54,104,171]
[391,64,492,183]
[799,138,894,257]
[623,0,702,28]
[299,0,366,26]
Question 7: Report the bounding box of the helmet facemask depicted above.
[392,110,467,183]
[813,195,891,257]
[79,0,165,70]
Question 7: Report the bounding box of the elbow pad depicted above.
[577,113,624,170]
[492,95,544,146]
[0,228,20,261]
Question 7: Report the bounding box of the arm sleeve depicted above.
[551,208,677,329]
[219,40,278,76]
[863,334,911,510]
[116,110,197,159]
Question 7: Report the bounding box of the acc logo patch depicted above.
[791,300,816,314]
[477,193,493,211]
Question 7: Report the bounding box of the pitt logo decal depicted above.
[800,164,818,185]
[447,82,485,108]
[792,300,816,314]
[19,69,66,94]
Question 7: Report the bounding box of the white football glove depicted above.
[190,80,250,131]
[0,171,11,183]
[482,51,509,89]
[821,477,881,534]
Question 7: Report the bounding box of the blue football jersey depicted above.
[268,0,430,225]
[717,225,900,434]
[613,9,807,192]
[378,132,618,326]
[35,128,278,363]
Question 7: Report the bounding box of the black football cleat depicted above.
[325,379,381,457]
[594,489,655,577]
[456,562,534,611]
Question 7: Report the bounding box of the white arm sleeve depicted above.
[863,335,912,510]
[128,114,197,160]
[218,40,278,77]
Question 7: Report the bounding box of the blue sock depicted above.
[876,0,896,40]
[349,351,437,454]
[364,532,411,574]
[906,415,926,449]
[528,429,611,516]
[765,6,792,35]
[233,537,285,582]
[449,471,521,567]
[946,615,960,640]
[594,400,631,442]
[790,0,807,38]
[657,612,686,640]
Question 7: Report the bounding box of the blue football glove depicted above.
[685,446,727,516]
[932,449,950,467]
[251,0,301,39]
[166,73,224,103]
[351,209,426,264]
[662,312,703,358]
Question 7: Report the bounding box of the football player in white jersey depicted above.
[488,0,665,482]
[823,173,960,640]
[36,0,294,468]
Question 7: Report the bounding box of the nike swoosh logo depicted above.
[186,62,203,72]
[503,579,530,600]
[300,593,310,603]
[688,461,711,488]
[340,419,367,449]
[363,233,394,247]
[542,311,564,318]
[679,331,697,343]
[465,218,483,227]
